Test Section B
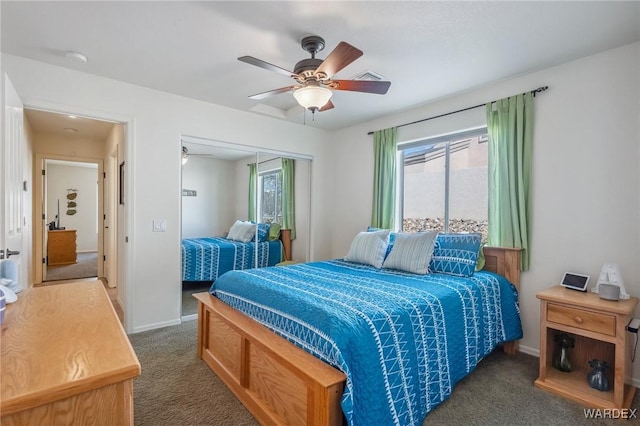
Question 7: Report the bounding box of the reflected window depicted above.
[259,169,282,224]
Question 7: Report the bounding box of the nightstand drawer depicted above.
[547,303,616,336]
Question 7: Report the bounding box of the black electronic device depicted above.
[560,272,590,292]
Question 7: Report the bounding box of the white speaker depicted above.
[598,283,620,301]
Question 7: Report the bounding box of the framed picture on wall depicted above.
[119,161,125,205]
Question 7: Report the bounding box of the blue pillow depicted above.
[429,233,482,277]
[253,223,270,242]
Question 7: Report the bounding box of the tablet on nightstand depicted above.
[560,272,590,292]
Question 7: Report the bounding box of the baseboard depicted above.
[181,313,197,322]
[132,318,181,334]
[518,344,539,357]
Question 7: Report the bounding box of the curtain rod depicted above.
[367,86,548,136]
[247,157,282,166]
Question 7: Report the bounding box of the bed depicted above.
[182,237,283,282]
[195,246,522,425]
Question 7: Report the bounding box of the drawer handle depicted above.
[574,316,584,324]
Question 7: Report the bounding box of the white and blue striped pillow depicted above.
[345,230,390,269]
[429,233,482,277]
[382,231,438,275]
[227,220,256,243]
[367,226,396,259]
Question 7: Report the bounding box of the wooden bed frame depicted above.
[194,246,521,425]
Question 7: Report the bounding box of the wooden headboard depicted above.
[482,246,522,355]
[279,228,292,261]
[482,246,521,291]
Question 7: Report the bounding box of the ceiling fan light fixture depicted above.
[293,86,332,111]
[182,146,189,165]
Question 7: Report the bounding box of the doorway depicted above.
[43,159,100,282]
[26,109,121,289]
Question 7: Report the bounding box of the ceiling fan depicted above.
[238,35,391,113]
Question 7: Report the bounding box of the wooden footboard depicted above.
[194,292,346,426]
[195,246,521,425]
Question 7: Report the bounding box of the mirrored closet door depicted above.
[180,139,311,318]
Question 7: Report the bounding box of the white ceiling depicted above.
[2,1,639,131]
[25,109,115,140]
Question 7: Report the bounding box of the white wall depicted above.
[330,42,640,383]
[181,156,236,238]
[1,53,334,333]
[293,158,311,262]
[46,163,98,251]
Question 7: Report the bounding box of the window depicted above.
[398,127,488,241]
[259,169,282,224]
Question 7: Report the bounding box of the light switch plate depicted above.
[152,219,167,232]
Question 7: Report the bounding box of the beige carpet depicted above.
[46,251,98,282]
[129,320,638,425]
[182,281,211,316]
[131,320,257,426]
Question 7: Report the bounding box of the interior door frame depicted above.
[23,100,136,332]
[35,154,104,283]
[104,148,118,288]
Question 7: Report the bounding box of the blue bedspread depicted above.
[210,260,522,425]
[181,237,282,281]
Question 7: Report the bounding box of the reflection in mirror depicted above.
[180,140,312,319]
[255,153,311,266]
[180,142,257,317]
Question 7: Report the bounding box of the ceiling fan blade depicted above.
[331,80,391,95]
[319,100,334,112]
[238,56,296,78]
[248,85,299,100]
[315,42,363,78]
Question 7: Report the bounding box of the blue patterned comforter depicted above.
[210,260,522,425]
[181,237,282,281]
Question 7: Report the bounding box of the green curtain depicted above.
[486,93,534,271]
[248,163,257,222]
[371,127,398,229]
[281,158,296,240]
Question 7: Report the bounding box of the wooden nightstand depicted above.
[535,286,638,409]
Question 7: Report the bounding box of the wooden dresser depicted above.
[48,229,77,265]
[1,281,140,425]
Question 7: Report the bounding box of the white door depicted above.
[1,75,25,291]
[104,149,117,287]
[41,158,48,281]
